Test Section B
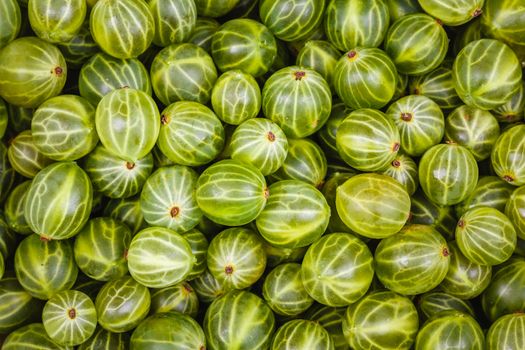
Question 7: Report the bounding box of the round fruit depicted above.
[148,0,197,47]
[78,53,151,105]
[196,159,268,226]
[507,186,525,239]
[14,234,78,300]
[90,0,154,59]
[271,138,327,188]
[150,282,199,318]
[0,37,67,108]
[2,323,71,350]
[95,276,150,333]
[211,70,261,125]
[140,165,202,233]
[130,312,206,350]
[211,19,277,77]
[24,162,93,240]
[271,319,334,350]
[492,124,525,186]
[230,118,288,176]
[28,0,86,43]
[444,105,500,161]
[207,227,266,290]
[386,95,444,157]
[151,43,217,105]
[7,130,54,178]
[83,145,153,199]
[301,233,374,307]
[439,241,492,299]
[337,109,400,171]
[259,0,325,42]
[381,153,419,195]
[73,217,131,281]
[343,291,419,350]
[486,313,525,350]
[157,101,224,166]
[256,180,330,248]
[415,311,484,350]
[325,0,389,52]
[42,290,97,346]
[31,95,98,161]
[375,224,450,295]
[333,48,397,110]
[336,173,410,239]
[262,263,314,316]
[418,143,479,206]
[386,0,422,22]
[457,176,514,217]
[418,0,483,26]
[263,66,331,138]
[0,0,21,49]
[453,39,522,110]
[204,290,275,350]
[385,14,448,75]
[456,206,516,266]
[409,66,462,110]
[95,88,160,162]
[127,227,195,288]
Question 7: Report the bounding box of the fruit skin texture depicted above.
[336,173,410,239]
[385,13,448,75]
[386,94,445,157]
[343,290,419,350]
[259,0,326,42]
[456,207,516,266]
[256,180,330,249]
[486,313,525,350]
[95,276,151,333]
[204,290,275,350]
[374,224,450,295]
[127,227,196,289]
[195,159,268,227]
[262,66,332,139]
[418,143,479,206]
[90,0,154,59]
[333,48,398,110]
[325,0,390,52]
[24,162,93,241]
[95,88,160,163]
[418,0,484,26]
[453,39,522,110]
[211,18,277,77]
[336,109,400,172]
[28,0,86,43]
[301,233,374,307]
[415,310,485,350]
[271,319,334,350]
[491,124,525,186]
[0,0,21,49]
[0,37,67,108]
